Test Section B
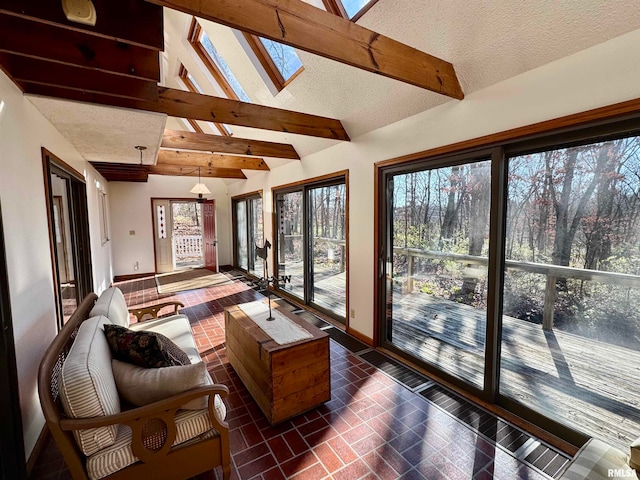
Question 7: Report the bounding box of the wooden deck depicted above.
[391,291,640,450]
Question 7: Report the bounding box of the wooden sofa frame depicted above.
[38,293,231,480]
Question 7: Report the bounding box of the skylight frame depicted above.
[322,0,380,21]
[187,18,250,103]
[242,33,304,92]
[178,64,232,137]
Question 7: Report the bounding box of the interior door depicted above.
[203,200,217,271]
[153,199,174,273]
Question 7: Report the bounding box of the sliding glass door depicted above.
[232,193,263,277]
[381,158,491,388]
[378,121,640,450]
[274,175,347,321]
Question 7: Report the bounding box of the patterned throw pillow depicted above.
[103,324,190,368]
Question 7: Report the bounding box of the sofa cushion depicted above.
[103,324,190,368]
[559,438,632,480]
[60,316,121,457]
[86,402,226,480]
[90,287,130,327]
[111,359,213,410]
[129,315,200,364]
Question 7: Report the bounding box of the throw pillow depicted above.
[111,359,212,410]
[103,324,190,368]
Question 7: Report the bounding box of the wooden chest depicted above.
[225,304,330,425]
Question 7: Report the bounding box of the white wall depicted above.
[109,175,232,276]
[0,71,113,458]
[226,29,640,340]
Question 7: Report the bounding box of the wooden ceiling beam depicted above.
[146,0,464,99]
[0,0,163,50]
[5,55,158,102]
[22,85,349,140]
[0,15,160,81]
[149,165,247,179]
[157,150,269,171]
[89,162,149,182]
[162,129,300,159]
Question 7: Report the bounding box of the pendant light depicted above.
[190,166,210,203]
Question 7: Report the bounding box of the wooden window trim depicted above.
[178,63,231,137]
[187,18,240,101]
[322,0,380,21]
[242,33,304,92]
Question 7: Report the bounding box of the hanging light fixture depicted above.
[190,166,210,203]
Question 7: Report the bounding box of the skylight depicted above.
[257,38,303,83]
[341,0,371,18]
[198,31,251,103]
[323,0,379,21]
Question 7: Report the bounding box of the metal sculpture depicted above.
[255,239,290,321]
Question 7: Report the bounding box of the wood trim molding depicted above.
[272,169,350,192]
[376,97,640,169]
[112,273,155,283]
[242,32,286,91]
[231,189,263,201]
[347,328,373,347]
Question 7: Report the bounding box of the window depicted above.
[322,0,380,21]
[243,33,303,91]
[232,193,264,278]
[377,118,640,451]
[178,64,232,136]
[274,174,347,321]
[188,18,250,102]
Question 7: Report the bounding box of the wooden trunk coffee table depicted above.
[224,303,330,425]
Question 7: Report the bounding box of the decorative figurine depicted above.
[255,239,290,321]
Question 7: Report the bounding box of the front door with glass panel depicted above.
[381,158,491,389]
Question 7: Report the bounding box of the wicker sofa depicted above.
[38,287,230,480]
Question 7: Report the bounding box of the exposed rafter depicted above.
[89,162,149,182]
[162,129,300,159]
[5,54,158,102]
[157,150,269,170]
[149,165,246,179]
[0,14,160,81]
[146,0,464,99]
[22,85,350,140]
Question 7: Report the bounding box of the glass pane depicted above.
[258,38,303,82]
[341,0,372,18]
[172,202,203,269]
[199,31,251,102]
[386,160,491,388]
[236,201,248,270]
[276,191,304,298]
[309,184,346,318]
[249,197,264,277]
[501,136,640,449]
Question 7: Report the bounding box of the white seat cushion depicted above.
[59,316,121,456]
[90,287,130,327]
[129,315,200,363]
[86,396,226,480]
[559,439,632,480]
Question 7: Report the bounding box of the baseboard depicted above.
[26,425,49,478]
[218,264,234,272]
[113,272,155,283]
[347,327,374,347]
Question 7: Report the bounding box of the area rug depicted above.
[155,268,234,294]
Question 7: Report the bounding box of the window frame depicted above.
[98,188,109,245]
[178,63,232,137]
[188,18,248,102]
[242,33,304,92]
[322,0,380,21]
[231,191,264,278]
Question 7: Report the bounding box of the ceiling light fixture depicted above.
[190,166,211,204]
[62,0,97,26]
[135,145,147,165]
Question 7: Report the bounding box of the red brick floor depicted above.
[30,274,556,480]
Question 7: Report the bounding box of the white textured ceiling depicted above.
[27,96,166,164]
[27,0,640,176]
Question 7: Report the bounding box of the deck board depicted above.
[391,290,640,450]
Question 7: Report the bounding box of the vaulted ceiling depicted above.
[2,0,640,183]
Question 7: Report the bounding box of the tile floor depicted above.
[30,273,566,480]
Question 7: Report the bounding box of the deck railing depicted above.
[393,246,640,330]
[175,235,202,260]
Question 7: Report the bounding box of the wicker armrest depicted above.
[59,384,229,463]
[128,301,185,322]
